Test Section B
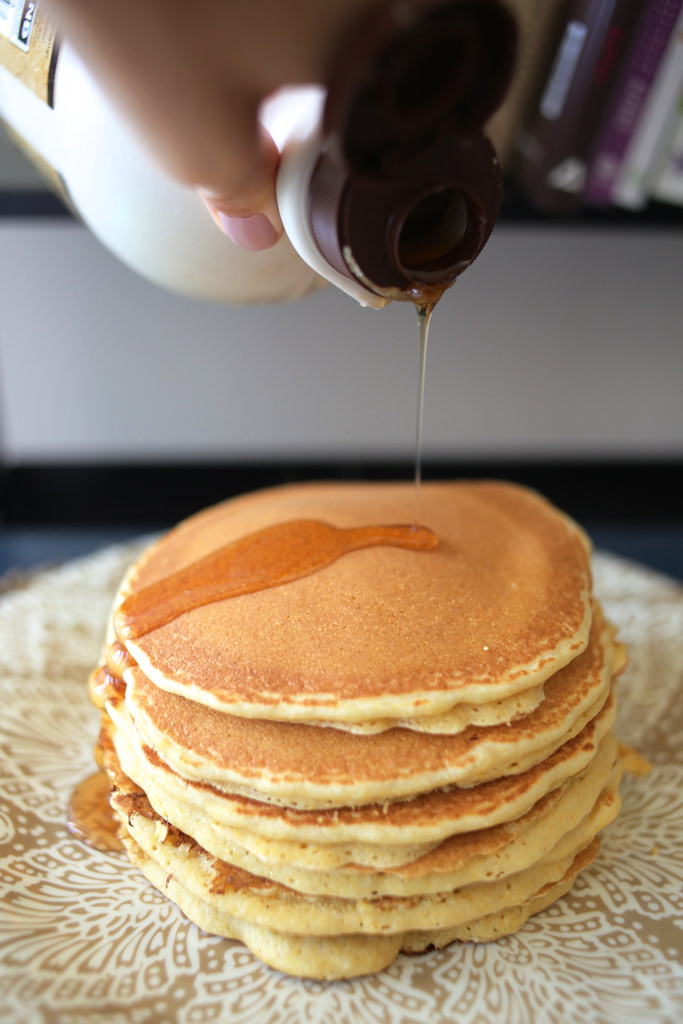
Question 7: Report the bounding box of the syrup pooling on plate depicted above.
[115,519,438,641]
[67,770,123,853]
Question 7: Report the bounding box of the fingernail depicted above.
[217,212,279,251]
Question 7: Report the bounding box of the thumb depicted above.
[198,124,283,251]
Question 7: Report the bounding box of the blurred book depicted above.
[650,87,683,203]
[610,8,683,208]
[512,0,643,212]
[583,0,683,206]
[486,0,568,170]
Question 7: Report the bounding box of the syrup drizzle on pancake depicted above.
[115,520,438,641]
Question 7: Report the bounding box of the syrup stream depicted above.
[413,300,434,526]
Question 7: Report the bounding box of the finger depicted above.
[197,124,283,251]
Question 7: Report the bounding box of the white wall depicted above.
[1,217,682,463]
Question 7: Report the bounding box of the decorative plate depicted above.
[1,541,682,1024]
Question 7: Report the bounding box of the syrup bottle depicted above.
[0,0,515,305]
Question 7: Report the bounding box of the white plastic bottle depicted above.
[0,0,516,307]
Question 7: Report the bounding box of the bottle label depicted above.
[0,0,69,200]
[0,0,58,105]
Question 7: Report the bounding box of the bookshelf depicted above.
[492,0,683,220]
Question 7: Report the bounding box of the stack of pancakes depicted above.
[89,480,643,980]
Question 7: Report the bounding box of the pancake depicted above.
[107,687,617,855]
[117,797,602,938]
[302,681,547,734]
[110,720,620,897]
[122,838,592,980]
[119,602,614,808]
[84,479,646,980]
[100,639,549,736]
[106,736,612,980]
[113,481,593,724]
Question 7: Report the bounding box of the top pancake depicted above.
[115,481,592,723]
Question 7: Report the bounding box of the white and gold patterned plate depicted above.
[1,541,682,1024]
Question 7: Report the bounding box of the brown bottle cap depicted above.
[309,0,517,296]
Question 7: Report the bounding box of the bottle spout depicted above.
[308,0,517,301]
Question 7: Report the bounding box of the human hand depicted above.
[44,0,378,250]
